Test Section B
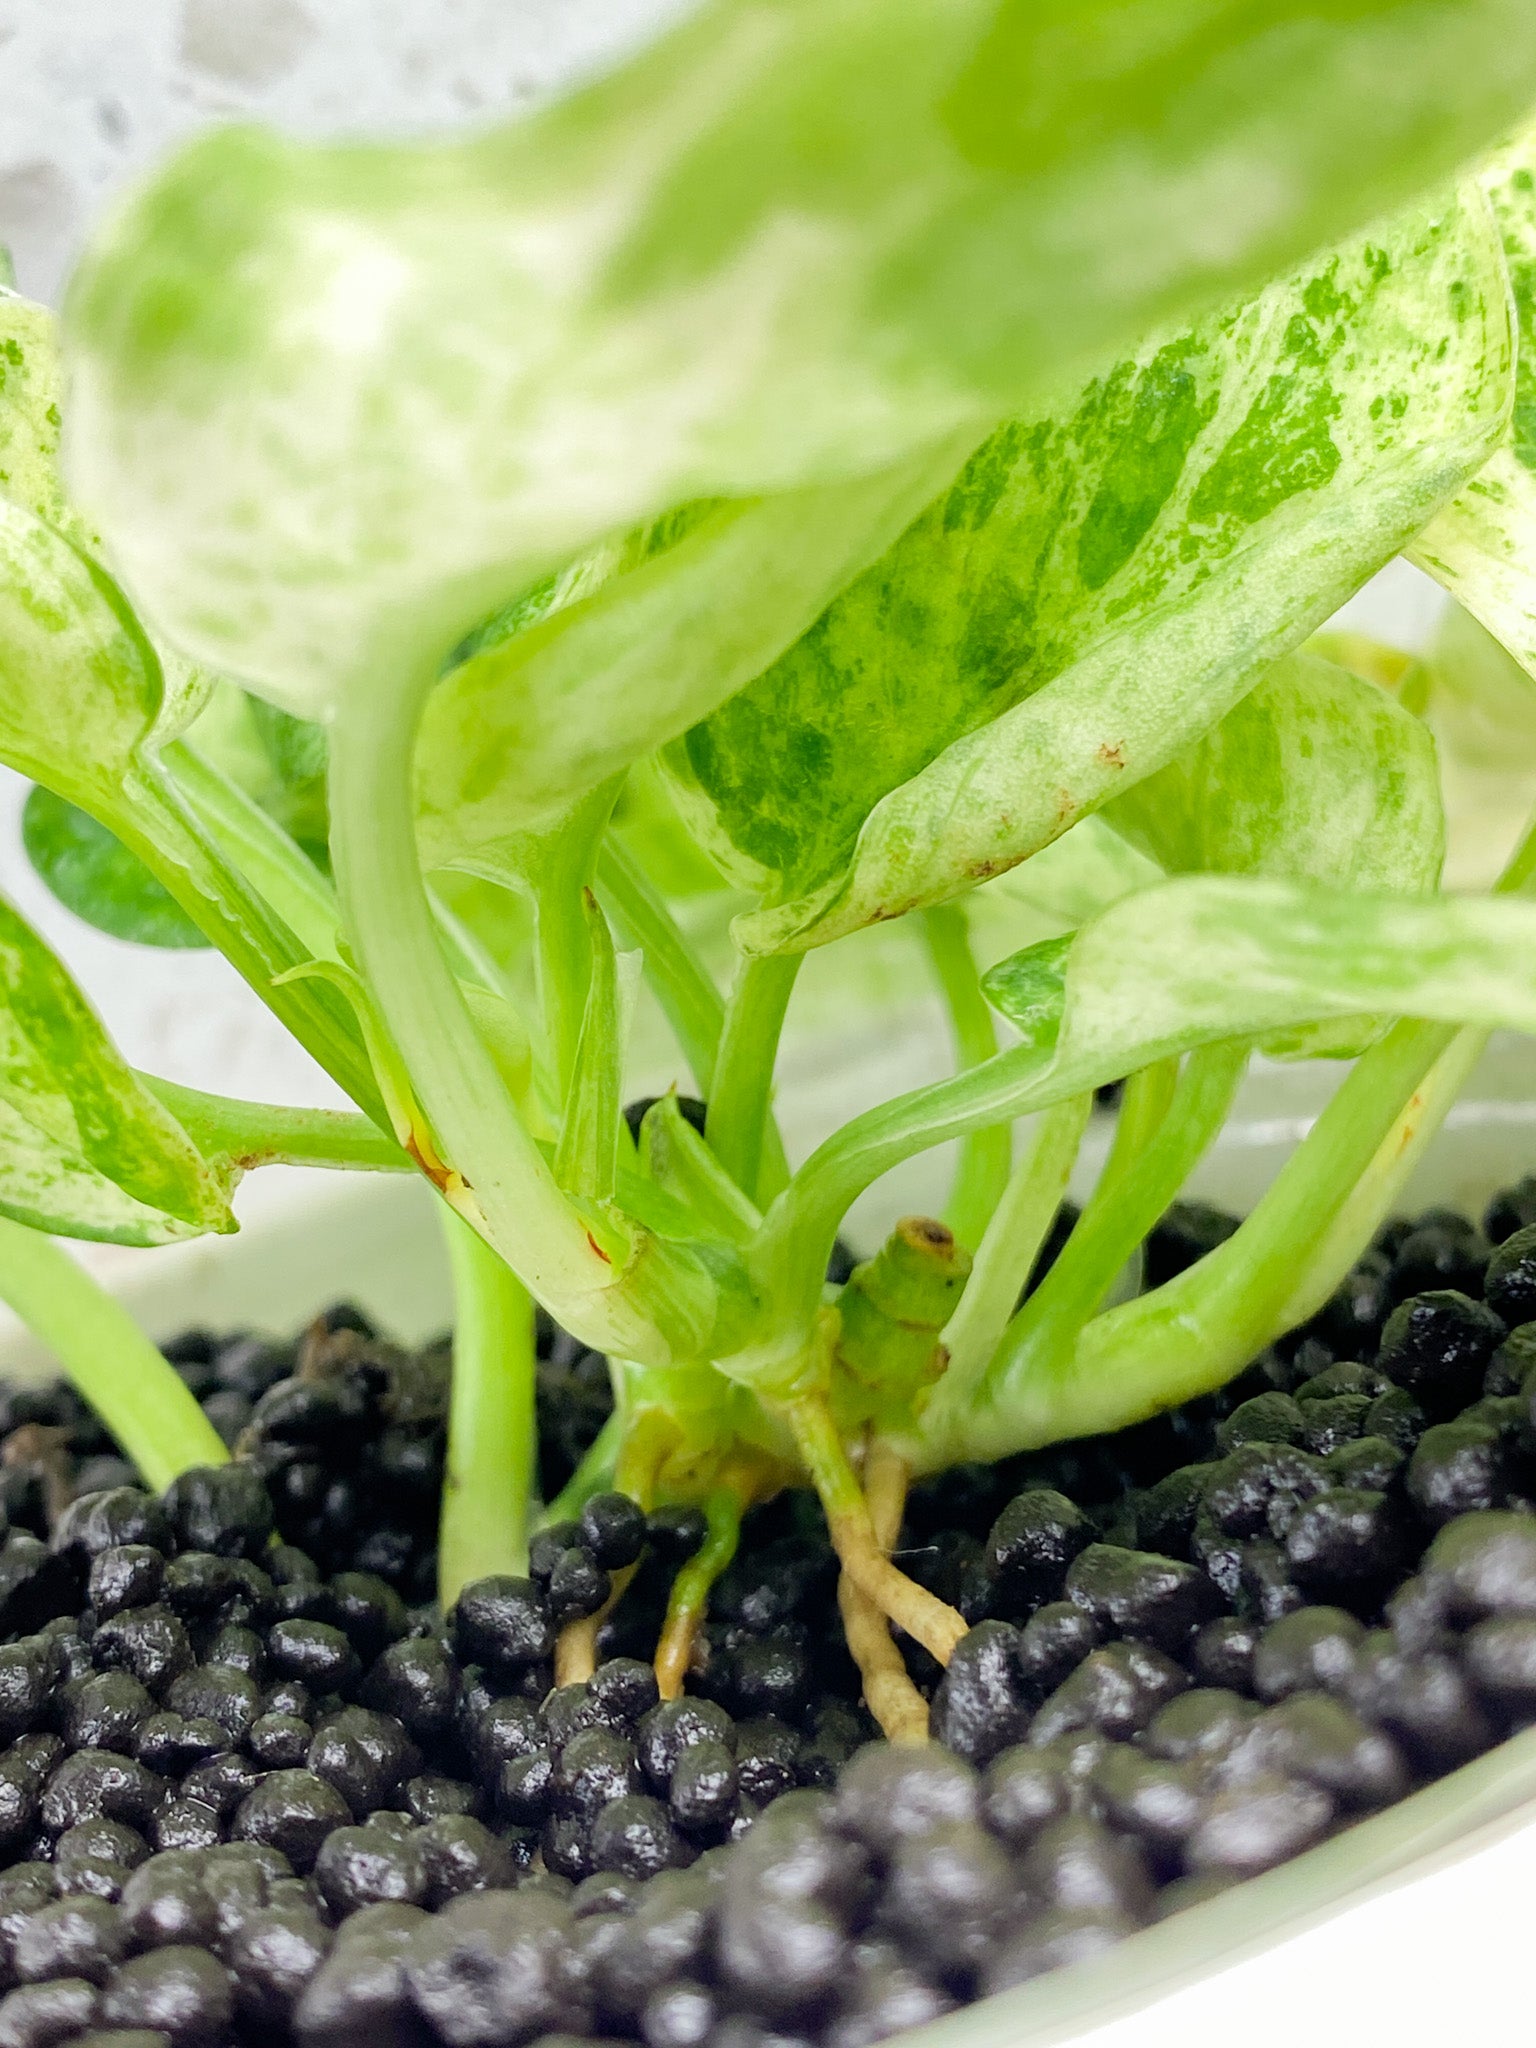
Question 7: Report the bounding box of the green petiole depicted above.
[0,1215,228,1493]
[930,1092,1095,1411]
[138,1076,407,1175]
[1093,1060,1181,1209]
[922,901,1012,1250]
[437,1207,539,1603]
[597,835,724,1099]
[986,1042,1249,1400]
[705,952,802,1207]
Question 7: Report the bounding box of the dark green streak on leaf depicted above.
[1076,344,1213,589]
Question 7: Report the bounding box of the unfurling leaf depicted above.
[674,186,1507,952]
[638,1095,762,1250]
[63,0,1536,715]
[0,892,234,1243]
[22,787,210,950]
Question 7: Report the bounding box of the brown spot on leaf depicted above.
[586,1231,613,1265]
[1097,741,1127,769]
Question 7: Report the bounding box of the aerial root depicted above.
[837,1437,931,1742]
[653,1484,745,1700]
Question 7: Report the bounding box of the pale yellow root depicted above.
[554,1416,672,1687]
[838,1438,930,1742]
[789,1395,967,1667]
[554,1562,638,1687]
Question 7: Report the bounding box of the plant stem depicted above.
[744,1037,1056,1386]
[654,1483,744,1699]
[163,740,342,963]
[0,1215,228,1492]
[597,837,724,1096]
[138,1076,407,1174]
[1095,1059,1180,1206]
[926,1018,1458,1464]
[438,1208,538,1605]
[922,902,1011,1251]
[113,767,384,1125]
[787,1390,965,1665]
[932,1093,1094,1406]
[534,783,622,1106]
[837,1438,929,1742]
[707,952,802,1204]
[1271,1025,1489,1332]
[326,670,647,1343]
[171,736,524,1016]
[986,1042,1247,1393]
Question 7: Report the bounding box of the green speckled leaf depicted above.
[1109,649,1444,893]
[683,187,1507,950]
[414,437,974,863]
[981,878,1536,1108]
[0,891,234,1243]
[0,495,164,810]
[0,283,211,752]
[1109,647,1446,1057]
[61,0,1536,714]
[1412,130,1536,676]
[0,287,88,545]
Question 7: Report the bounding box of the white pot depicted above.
[3,1041,1535,2047]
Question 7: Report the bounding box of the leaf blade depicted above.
[64,0,1536,710]
[22,787,210,950]
[681,186,1506,950]
[0,891,235,1244]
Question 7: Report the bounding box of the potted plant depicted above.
[4,2,1536,2040]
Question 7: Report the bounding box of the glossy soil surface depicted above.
[3,1183,1536,2045]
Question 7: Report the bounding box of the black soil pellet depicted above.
[0,1188,1531,2042]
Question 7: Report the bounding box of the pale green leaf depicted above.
[981,877,1536,1107]
[1108,648,1444,893]
[63,0,1536,714]
[680,187,1507,951]
[0,287,90,546]
[415,439,974,855]
[1412,130,1536,670]
[0,495,164,810]
[1108,646,1446,1057]
[976,817,1163,941]
[1412,600,1536,892]
[0,890,235,1243]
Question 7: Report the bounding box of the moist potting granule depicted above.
[1,1185,1536,2045]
